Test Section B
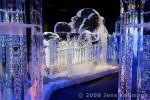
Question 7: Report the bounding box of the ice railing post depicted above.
[67,33,74,77]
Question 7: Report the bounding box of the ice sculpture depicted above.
[114,19,120,57]
[107,34,118,65]
[54,22,72,33]
[43,32,60,76]
[30,0,42,25]
[44,8,110,79]
[0,0,43,100]
[97,17,108,66]
[44,32,59,40]
[79,13,101,33]
[54,22,73,42]
[0,0,26,23]
[78,30,94,45]
[118,0,150,100]
[71,8,99,33]
[76,8,108,66]
[28,0,43,99]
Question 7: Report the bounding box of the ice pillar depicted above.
[0,0,43,100]
[118,0,150,100]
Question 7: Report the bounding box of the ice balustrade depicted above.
[44,33,118,79]
[44,38,98,78]
[118,0,150,100]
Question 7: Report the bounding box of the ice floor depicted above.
[43,63,118,100]
[50,73,118,100]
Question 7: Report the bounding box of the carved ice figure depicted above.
[54,22,71,33]
[68,22,76,33]
[54,22,72,41]
[71,8,108,44]
[71,8,98,33]
[77,8,108,65]
[43,32,60,40]
[76,8,98,18]
[43,32,59,71]
[78,30,93,46]
[79,13,100,33]
[70,8,109,67]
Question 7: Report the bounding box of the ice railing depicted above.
[44,34,119,79]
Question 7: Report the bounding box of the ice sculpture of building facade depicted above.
[118,0,150,100]
[0,0,43,100]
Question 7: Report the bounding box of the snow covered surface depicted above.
[43,64,118,100]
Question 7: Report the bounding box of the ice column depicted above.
[118,0,150,100]
[30,0,43,100]
[98,17,108,67]
[0,0,43,100]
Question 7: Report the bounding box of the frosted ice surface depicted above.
[0,23,27,35]
[43,32,59,40]
[76,9,84,17]
[54,22,71,33]
[68,32,80,40]
[44,8,109,81]
[44,65,118,100]
[71,16,83,32]
[70,8,107,36]
[57,33,68,41]
[76,8,99,18]
[68,22,75,32]
[78,30,95,45]
[71,8,100,33]
[79,13,101,33]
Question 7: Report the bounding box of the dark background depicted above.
[43,0,120,34]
